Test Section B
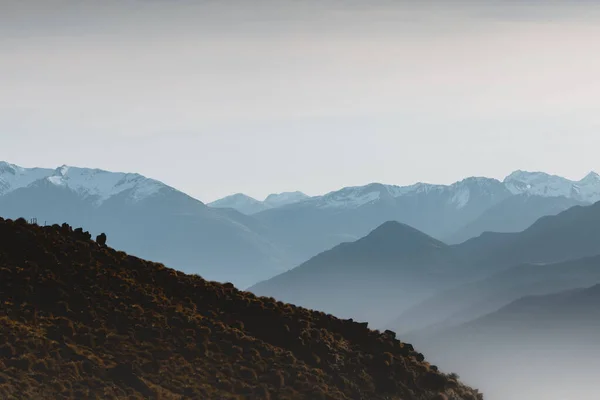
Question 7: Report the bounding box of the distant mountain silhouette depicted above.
[384,201,600,333]
[252,199,600,334]
[454,200,600,272]
[412,284,600,400]
[0,217,482,400]
[446,194,584,244]
[208,191,309,215]
[389,255,600,335]
[252,172,600,265]
[208,193,271,214]
[250,221,466,326]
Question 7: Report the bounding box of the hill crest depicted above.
[0,217,482,400]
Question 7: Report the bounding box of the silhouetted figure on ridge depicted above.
[96,233,107,247]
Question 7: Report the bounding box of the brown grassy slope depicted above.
[0,217,483,400]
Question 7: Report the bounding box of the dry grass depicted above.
[0,217,483,400]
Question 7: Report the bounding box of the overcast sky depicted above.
[1,0,600,202]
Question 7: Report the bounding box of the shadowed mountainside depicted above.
[253,201,600,334]
[388,255,600,335]
[409,284,600,400]
[0,217,482,400]
[452,200,600,273]
[249,221,468,327]
[445,194,583,244]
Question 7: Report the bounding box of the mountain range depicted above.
[248,194,600,400]
[252,199,600,331]
[3,160,600,289]
[217,170,600,263]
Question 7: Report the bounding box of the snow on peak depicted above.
[504,170,600,203]
[316,184,386,209]
[45,166,164,204]
[0,162,54,196]
[312,178,507,210]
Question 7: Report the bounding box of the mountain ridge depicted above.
[208,191,309,215]
[249,221,465,327]
[210,169,600,215]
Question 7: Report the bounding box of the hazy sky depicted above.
[2,0,600,202]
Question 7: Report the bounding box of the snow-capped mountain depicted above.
[0,162,166,205]
[310,177,510,211]
[209,191,309,215]
[0,161,291,288]
[47,165,165,205]
[275,170,600,212]
[209,170,600,218]
[0,162,53,196]
[504,170,600,203]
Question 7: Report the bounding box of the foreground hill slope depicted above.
[0,217,482,400]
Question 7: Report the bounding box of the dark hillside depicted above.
[0,218,482,400]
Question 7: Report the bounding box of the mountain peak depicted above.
[368,220,418,235]
[502,169,600,202]
[361,220,447,251]
[580,171,600,183]
[0,162,54,196]
[34,165,164,204]
[0,161,17,175]
[504,170,552,183]
[263,191,309,207]
[208,193,269,215]
[225,193,259,201]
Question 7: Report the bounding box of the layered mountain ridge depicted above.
[3,161,600,290]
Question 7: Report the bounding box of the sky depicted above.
[1,0,600,202]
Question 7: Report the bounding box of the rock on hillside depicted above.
[0,217,482,400]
